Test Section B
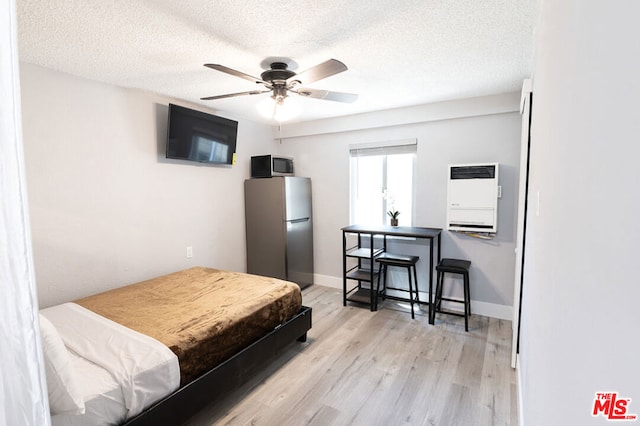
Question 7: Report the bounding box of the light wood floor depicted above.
[184,285,517,426]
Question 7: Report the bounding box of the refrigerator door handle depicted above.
[287,217,310,224]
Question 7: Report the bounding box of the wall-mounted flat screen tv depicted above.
[166,104,238,165]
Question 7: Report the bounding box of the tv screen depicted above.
[166,104,238,165]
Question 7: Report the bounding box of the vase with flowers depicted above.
[387,210,400,227]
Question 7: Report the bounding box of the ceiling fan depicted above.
[200,59,358,105]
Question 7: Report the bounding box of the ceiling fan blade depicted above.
[293,59,348,84]
[294,88,358,103]
[204,64,267,84]
[200,90,270,101]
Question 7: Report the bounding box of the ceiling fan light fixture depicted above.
[257,95,300,122]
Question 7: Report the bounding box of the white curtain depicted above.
[0,0,50,424]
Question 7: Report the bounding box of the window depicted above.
[349,141,417,226]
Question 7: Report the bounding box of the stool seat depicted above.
[376,252,420,265]
[435,258,472,331]
[436,258,471,274]
[375,252,420,319]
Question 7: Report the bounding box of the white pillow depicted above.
[39,314,85,415]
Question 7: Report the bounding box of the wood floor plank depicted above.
[183,285,517,425]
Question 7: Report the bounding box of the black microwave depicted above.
[250,155,294,178]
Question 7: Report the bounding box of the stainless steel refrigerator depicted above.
[244,176,314,288]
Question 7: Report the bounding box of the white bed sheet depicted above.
[41,303,180,425]
[52,351,127,426]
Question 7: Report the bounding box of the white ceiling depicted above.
[17,0,539,125]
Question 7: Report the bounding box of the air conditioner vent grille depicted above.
[450,165,495,179]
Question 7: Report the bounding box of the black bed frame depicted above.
[122,306,312,425]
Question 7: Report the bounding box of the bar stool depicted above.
[435,258,471,331]
[375,253,420,319]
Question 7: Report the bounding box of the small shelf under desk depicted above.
[345,247,385,259]
[342,231,385,311]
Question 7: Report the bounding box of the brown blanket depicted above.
[75,267,302,385]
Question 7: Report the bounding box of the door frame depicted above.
[512,79,533,368]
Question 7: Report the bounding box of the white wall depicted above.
[519,2,640,425]
[276,94,522,318]
[20,63,277,308]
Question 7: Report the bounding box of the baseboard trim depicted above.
[312,274,513,320]
[516,355,524,426]
[313,273,342,289]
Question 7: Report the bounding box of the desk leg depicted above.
[369,233,375,312]
[342,231,347,307]
[429,237,435,324]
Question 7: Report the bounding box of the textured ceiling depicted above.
[17,0,539,124]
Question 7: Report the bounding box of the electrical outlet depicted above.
[186,246,193,258]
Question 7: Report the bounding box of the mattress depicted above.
[74,266,303,385]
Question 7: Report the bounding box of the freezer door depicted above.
[284,177,312,221]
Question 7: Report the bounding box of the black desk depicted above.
[341,224,442,324]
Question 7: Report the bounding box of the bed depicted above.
[39,266,312,426]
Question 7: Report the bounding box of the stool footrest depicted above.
[438,296,465,304]
[436,309,467,318]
